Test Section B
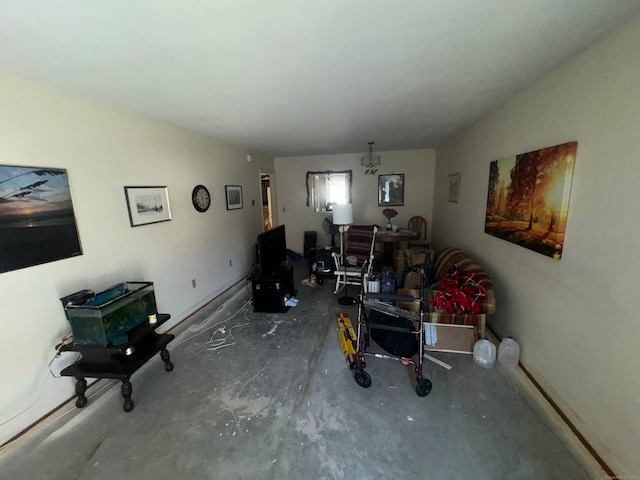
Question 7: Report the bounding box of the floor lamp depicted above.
[333,204,356,306]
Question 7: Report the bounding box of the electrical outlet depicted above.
[229,259,233,267]
[192,279,196,288]
[282,206,286,212]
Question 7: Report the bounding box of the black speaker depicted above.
[304,231,317,258]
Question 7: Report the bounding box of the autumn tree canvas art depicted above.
[485,142,577,259]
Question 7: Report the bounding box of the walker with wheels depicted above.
[350,261,433,397]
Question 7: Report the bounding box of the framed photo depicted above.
[124,186,172,227]
[225,185,243,210]
[378,174,404,206]
[448,173,461,203]
[0,164,82,274]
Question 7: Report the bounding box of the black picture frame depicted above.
[124,186,172,227]
[225,185,243,210]
[0,164,83,273]
[378,174,405,206]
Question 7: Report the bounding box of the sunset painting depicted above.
[485,142,577,259]
[0,165,82,274]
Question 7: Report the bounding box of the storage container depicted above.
[368,277,380,293]
[63,282,157,346]
[473,337,496,369]
[380,269,395,295]
[498,336,520,367]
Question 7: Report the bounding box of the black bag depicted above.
[368,310,418,358]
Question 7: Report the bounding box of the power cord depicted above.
[0,332,79,430]
[170,297,252,350]
[204,301,252,351]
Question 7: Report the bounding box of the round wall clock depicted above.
[191,185,211,212]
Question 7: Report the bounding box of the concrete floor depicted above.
[0,263,608,479]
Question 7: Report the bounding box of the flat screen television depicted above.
[256,225,287,275]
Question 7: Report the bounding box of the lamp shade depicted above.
[332,204,353,225]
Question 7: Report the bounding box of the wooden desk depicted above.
[377,231,418,266]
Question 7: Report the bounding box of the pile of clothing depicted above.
[301,273,318,288]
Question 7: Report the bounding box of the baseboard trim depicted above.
[1,271,254,450]
[489,327,616,479]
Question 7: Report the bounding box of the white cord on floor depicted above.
[170,297,253,350]
[204,309,251,352]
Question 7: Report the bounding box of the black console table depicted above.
[60,313,174,412]
[251,265,295,313]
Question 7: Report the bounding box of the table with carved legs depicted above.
[60,314,174,412]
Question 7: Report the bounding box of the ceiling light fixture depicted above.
[361,142,381,169]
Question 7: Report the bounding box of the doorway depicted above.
[260,172,274,231]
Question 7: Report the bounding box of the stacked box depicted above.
[396,288,421,313]
[392,250,406,269]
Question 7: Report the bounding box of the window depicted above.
[306,170,352,212]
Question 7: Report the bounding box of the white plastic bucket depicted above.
[473,337,496,369]
[498,336,520,367]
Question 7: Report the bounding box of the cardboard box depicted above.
[404,271,422,289]
[411,251,426,266]
[396,288,421,313]
[393,250,406,269]
[423,323,477,354]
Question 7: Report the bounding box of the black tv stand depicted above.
[251,264,295,313]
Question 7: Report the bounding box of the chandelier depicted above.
[361,142,381,174]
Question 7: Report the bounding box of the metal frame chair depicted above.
[332,225,378,294]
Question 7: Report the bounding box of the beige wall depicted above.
[0,74,272,445]
[274,150,436,253]
[433,15,640,476]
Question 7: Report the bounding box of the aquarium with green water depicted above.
[64,282,157,346]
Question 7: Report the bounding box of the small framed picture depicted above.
[124,186,172,227]
[448,173,461,203]
[225,185,243,210]
[378,174,405,206]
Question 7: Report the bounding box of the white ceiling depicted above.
[1,1,639,157]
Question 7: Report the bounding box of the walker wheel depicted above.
[416,378,432,397]
[354,369,372,388]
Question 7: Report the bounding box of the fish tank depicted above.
[62,282,158,346]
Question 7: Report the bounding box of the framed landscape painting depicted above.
[485,142,577,259]
[0,165,82,274]
[124,186,172,227]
